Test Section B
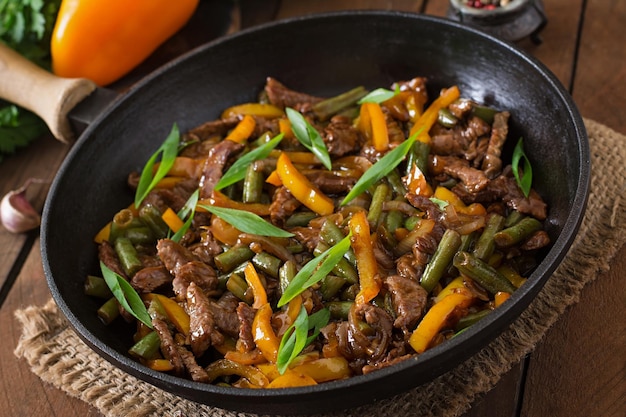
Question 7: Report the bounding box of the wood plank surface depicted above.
[0,1,623,417]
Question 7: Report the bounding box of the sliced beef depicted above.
[385,275,428,335]
[236,302,256,352]
[323,115,361,157]
[481,111,510,178]
[185,117,239,143]
[98,240,126,278]
[209,299,240,339]
[152,318,185,376]
[264,77,323,109]
[269,186,301,227]
[290,226,321,252]
[130,266,172,293]
[520,230,551,251]
[198,139,244,198]
[186,282,222,357]
[430,155,489,193]
[304,170,357,195]
[177,345,210,382]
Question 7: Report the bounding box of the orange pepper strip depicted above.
[145,358,175,372]
[409,291,474,353]
[291,356,352,383]
[161,207,184,233]
[405,163,433,197]
[362,102,389,152]
[252,303,281,363]
[224,114,257,144]
[51,0,200,86]
[267,370,318,388]
[494,291,511,308]
[278,118,294,139]
[349,211,381,305]
[285,294,303,326]
[433,186,486,216]
[221,103,285,119]
[256,363,281,381]
[269,150,321,165]
[265,170,283,186]
[144,293,190,337]
[224,348,268,365]
[205,359,270,386]
[433,276,466,303]
[244,262,268,309]
[409,86,461,143]
[209,215,241,246]
[198,190,271,216]
[276,152,335,216]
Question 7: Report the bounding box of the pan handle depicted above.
[0,42,97,143]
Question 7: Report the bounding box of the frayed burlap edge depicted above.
[14,119,625,417]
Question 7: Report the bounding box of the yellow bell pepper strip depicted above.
[409,86,461,143]
[253,303,281,363]
[267,370,318,388]
[359,102,389,152]
[244,262,268,309]
[269,150,321,165]
[143,293,190,337]
[205,359,270,387]
[161,207,184,233]
[409,290,474,353]
[349,211,381,305]
[198,190,271,216]
[51,0,200,86]
[275,152,335,216]
[433,276,466,303]
[209,215,241,246]
[494,291,511,308]
[224,348,268,365]
[291,356,351,383]
[279,118,294,139]
[265,170,283,187]
[286,294,304,327]
[145,358,175,372]
[224,114,257,144]
[221,103,285,119]
[433,186,486,216]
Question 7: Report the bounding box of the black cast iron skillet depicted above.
[8,11,590,415]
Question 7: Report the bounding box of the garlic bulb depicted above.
[1,179,45,234]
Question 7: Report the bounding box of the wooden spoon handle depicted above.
[0,42,96,143]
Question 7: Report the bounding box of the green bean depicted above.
[340,284,359,301]
[312,86,368,121]
[114,237,143,277]
[109,208,143,243]
[138,204,169,239]
[128,331,161,360]
[147,298,167,321]
[453,251,517,294]
[473,213,505,261]
[471,104,497,124]
[279,260,297,294]
[97,297,120,325]
[455,308,491,332]
[284,211,318,227]
[124,226,156,245]
[226,273,251,304]
[366,182,390,228]
[383,207,404,234]
[437,108,458,128]
[314,241,358,284]
[327,301,354,320]
[494,217,542,248]
[405,140,430,177]
[214,245,255,273]
[320,220,357,266]
[320,275,346,300]
[252,252,282,278]
[504,210,525,228]
[420,229,462,292]
[404,215,421,231]
[242,162,264,203]
[84,275,113,299]
[386,168,407,197]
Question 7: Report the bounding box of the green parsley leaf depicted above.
[286,107,332,170]
[278,233,352,306]
[135,124,180,208]
[214,133,284,190]
[100,262,153,329]
[511,137,533,198]
[198,205,294,238]
[341,131,420,206]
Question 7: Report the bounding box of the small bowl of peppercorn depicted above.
[447,0,547,43]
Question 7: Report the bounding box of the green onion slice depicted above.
[286,107,332,170]
[278,233,352,306]
[277,307,330,374]
[512,137,533,198]
[429,197,449,210]
[357,85,400,105]
[341,131,420,206]
[171,189,200,243]
[215,133,284,190]
[198,205,293,238]
[100,262,153,329]
[135,123,180,208]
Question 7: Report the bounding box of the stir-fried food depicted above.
[87,76,549,388]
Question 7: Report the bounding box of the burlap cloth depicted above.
[13,118,626,417]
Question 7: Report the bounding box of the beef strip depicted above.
[304,170,357,195]
[185,117,239,143]
[323,115,361,157]
[98,240,126,278]
[176,345,210,382]
[236,302,256,352]
[208,299,240,339]
[520,230,551,251]
[130,266,172,293]
[186,282,222,357]
[481,111,510,178]
[198,139,244,198]
[385,275,428,335]
[152,318,185,376]
[269,186,301,227]
[290,226,321,252]
[430,155,490,193]
[264,77,323,109]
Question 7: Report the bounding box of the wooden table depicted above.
[1,1,623,416]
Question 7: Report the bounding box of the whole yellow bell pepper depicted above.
[51,0,200,86]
